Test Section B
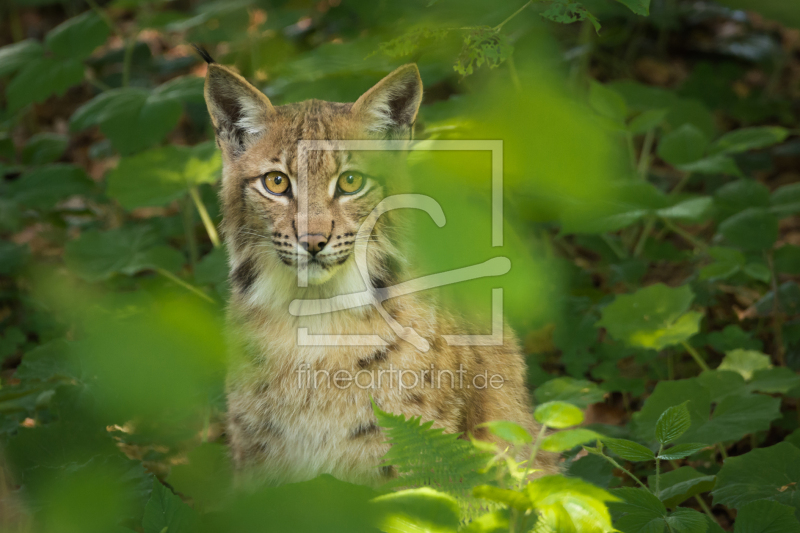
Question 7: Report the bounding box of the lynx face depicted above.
[202,60,422,292]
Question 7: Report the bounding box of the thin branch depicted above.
[190,186,221,248]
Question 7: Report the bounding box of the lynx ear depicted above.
[203,63,275,153]
[352,64,423,136]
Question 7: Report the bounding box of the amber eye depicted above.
[337,171,364,195]
[262,171,290,195]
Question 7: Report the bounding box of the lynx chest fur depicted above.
[200,53,559,486]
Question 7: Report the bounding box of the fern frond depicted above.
[373,402,502,521]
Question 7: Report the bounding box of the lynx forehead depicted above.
[200,50,559,487]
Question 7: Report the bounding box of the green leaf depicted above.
[677,155,742,177]
[473,485,530,511]
[633,380,711,444]
[45,11,109,60]
[717,208,779,251]
[657,124,708,166]
[534,401,584,429]
[774,245,800,275]
[372,487,460,533]
[6,57,84,111]
[713,442,800,515]
[718,349,772,381]
[615,0,650,16]
[107,143,221,209]
[70,87,185,155]
[596,283,701,351]
[770,183,800,218]
[647,467,715,508]
[7,164,94,210]
[64,227,182,282]
[699,247,745,281]
[743,263,771,282]
[142,479,199,533]
[709,127,789,156]
[479,421,531,446]
[22,133,68,165]
[655,402,691,445]
[665,508,707,533]
[605,438,656,462]
[526,475,617,532]
[168,442,230,509]
[459,510,509,533]
[590,81,628,123]
[541,429,603,453]
[0,39,43,77]
[534,377,606,408]
[609,487,666,533]
[657,197,712,221]
[747,367,800,395]
[693,392,780,445]
[628,109,667,134]
[657,443,708,461]
[733,500,800,533]
[715,180,771,221]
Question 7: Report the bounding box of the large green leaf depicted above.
[22,133,69,165]
[542,429,603,453]
[647,467,715,508]
[64,226,184,282]
[534,401,584,429]
[0,39,43,77]
[734,500,800,533]
[609,487,666,533]
[107,143,221,209]
[709,127,789,156]
[7,164,94,210]
[717,350,772,381]
[717,208,779,251]
[525,475,617,532]
[6,57,84,111]
[596,284,701,351]
[372,488,460,533]
[657,124,708,166]
[770,183,800,218]
[713,442,800,515]
[71,85,186,154]
[45,11,109,61]
[534,377,606,408]
[142,479,199,533]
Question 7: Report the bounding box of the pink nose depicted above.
[299,234,328,256]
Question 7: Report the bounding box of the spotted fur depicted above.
[202,61,560,487]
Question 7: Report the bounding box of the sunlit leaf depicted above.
[534,401,584,429]
[655,402,691,445]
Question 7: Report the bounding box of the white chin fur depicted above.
[302,261,340,286]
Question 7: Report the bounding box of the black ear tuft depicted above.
[192,44,215,64]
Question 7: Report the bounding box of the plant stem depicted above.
[182,195,199,268]
[717,443,728,460]
[519,424,548,489]
[122,35,137,87]
[766,250,786,366]
[638,128,655,179]
[600,454,650,492]
[681,341,711,372]
[601,233,628,260]
[671,172,692,195]
[634,217,656,257]
[189,186,221,247]
[656,445,663,498]
[155,268,214,303]
[494,0,534,31]
[660,217,706,252]
[694,494,717,523]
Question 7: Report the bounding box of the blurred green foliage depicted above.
[1,0,800,531]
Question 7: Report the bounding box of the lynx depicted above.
[199,48,559,486]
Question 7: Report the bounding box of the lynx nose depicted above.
[299,234,328,256]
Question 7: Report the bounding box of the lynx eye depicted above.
[262,171,290,195]
[337,171,364,195]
